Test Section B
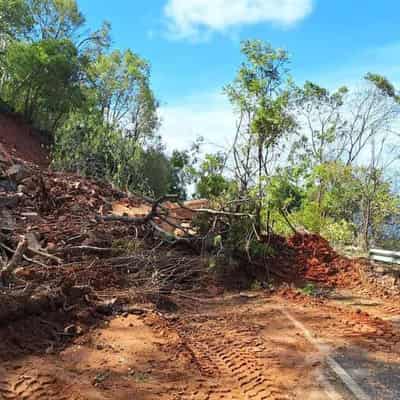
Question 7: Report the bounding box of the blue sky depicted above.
[77,0,400,151]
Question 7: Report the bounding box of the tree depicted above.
[87,49,159,143]
[292,82,348,166]
[0,0,111,132]
[168,150,193,199]
[293,75,400,169]
[196,153,231,199]
[224,40,295,232]
[341,74,400,165]
[27,0,84,41]
[355,166,399,249]
[1,38,83,131]
[0,0,33,42]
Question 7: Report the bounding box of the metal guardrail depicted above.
[369,248,400,265]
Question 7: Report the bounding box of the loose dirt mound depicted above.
[267,232,363,288]
[289,232,363,286]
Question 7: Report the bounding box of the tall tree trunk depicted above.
[362,198,371,250]
[255,141,263,234]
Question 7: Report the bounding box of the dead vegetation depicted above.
[1,155,399,326]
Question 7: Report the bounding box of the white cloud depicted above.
[164,0,313,40]
[159,91,236,153]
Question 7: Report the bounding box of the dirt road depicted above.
[0,292,399,400]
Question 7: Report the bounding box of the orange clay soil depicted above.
[1,291,399,400]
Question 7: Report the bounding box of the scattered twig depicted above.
[1,237,28,284]
[27,247,63,264]
[60,245,122,257]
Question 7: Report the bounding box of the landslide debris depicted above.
[0,153,395,333]
[0,156,209,326]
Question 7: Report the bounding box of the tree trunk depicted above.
[255,141,263,234]
[362,199,371,250]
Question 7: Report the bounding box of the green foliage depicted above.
[2,38,82,131]
[365,72,398,100]
[168,142,202,199]
[273,161,399,247]
[266,173,303,213]
[0,0,33,40]
[224,40,296,232]
[300,283,316,296]
[196,153,231,199]
[53,113,141,184]
[320,219,354,246]
[87,49,159,135]
[28,0,85,41]
[308,162,360,222]
[141,148,172,197]
[52,112,172,196]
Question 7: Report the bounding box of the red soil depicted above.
[0,112,49,166]
[269,232,363,287]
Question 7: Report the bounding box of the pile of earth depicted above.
[266,232,364,288]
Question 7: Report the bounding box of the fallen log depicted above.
[96,194,179,224]
[27,247,62,264]
[60,245,123,257]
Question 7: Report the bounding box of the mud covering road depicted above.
[0,291,399,400]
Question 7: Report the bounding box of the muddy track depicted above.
[174,317,288,400]
[0,370,81,400]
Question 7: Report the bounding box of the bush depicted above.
[321,219,354,247]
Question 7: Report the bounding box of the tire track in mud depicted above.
[174,318,287,400]
[0,371,82,400]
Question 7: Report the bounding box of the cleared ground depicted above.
[0,290,399,400]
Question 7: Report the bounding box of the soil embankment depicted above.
[0,112,49,166]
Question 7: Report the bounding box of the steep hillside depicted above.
[0,112,50,166]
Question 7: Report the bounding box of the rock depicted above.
[17,184,26,194]
[6,164,31,183]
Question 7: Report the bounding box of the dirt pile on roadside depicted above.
[269,233,363,287]
[290,233,362,286]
